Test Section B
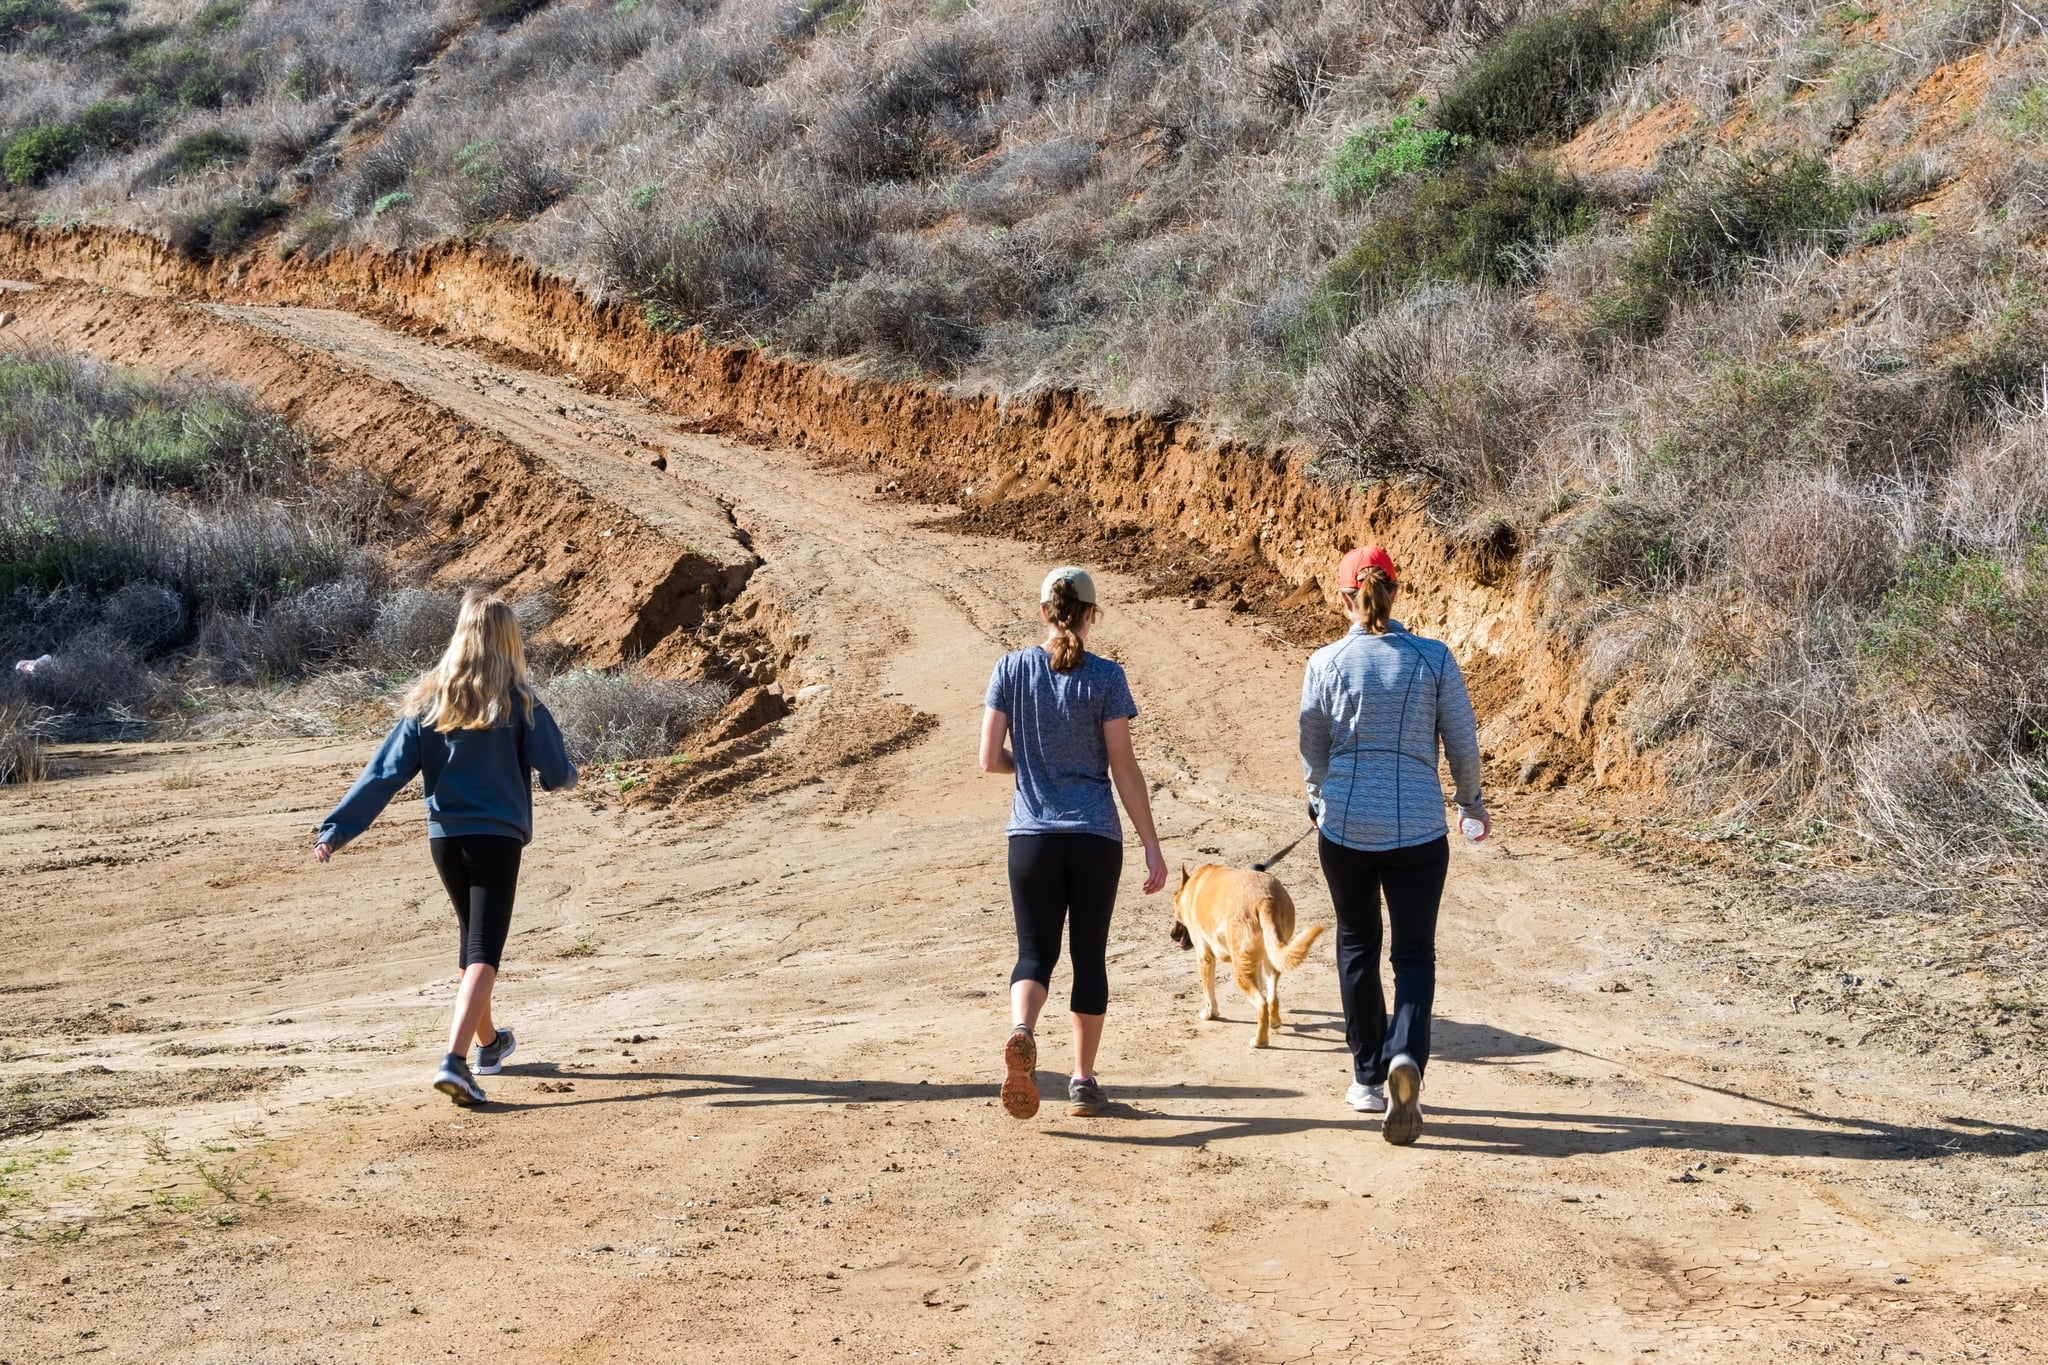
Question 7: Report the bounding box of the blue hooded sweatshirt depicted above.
[316,698,578,850]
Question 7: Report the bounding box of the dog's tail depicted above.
[1260,899,1328,973]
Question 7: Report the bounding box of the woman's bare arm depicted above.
[1104,717,1167,894]
[979,707,1016,775]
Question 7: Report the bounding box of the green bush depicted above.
[1434,4,1667,146]
[1302,156,1593,343]
[2,124,82,187]
[1326,104,1464,202]
[74,97,158,151]
[167,129,247,175]
[1594,150,1881,338]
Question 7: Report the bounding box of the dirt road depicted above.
[2,296,2045,1363]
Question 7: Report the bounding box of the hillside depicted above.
[1,0,2044,899]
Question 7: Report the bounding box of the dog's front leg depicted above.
[1198,947,1220,1021]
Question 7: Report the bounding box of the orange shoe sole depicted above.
[1000,1030,1039,1119]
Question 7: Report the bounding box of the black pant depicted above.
[429,835,523,970]
[1317,833,1449,1086]
[1008,833,1122,1015]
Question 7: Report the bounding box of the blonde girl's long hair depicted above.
[404,591,536,731]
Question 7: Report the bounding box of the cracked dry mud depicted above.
[1,296,2044,1363]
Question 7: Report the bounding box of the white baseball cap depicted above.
[1039,565,1097,605]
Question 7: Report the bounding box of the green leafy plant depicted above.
[370,190,415,216]
[1326,103,1464,202]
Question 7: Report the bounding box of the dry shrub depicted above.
[1727,471,1899,610]
[0,689,57,783]
[546,665,730,765]
[370,585,462,666]
[1938,408,2048,557]
[1299,286,1572,515]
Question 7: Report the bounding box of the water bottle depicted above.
[1460,816,1487,843]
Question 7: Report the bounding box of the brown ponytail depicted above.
[1347,565,1396,634]
[1043,577,1094,672]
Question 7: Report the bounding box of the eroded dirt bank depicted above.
[0,224,1642,794]
[1,286,2046,1364]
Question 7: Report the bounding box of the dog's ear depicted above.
[1176,862,1188,893]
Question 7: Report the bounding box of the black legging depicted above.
[429,834,524,970]
[1317,833,1449,1086]
[1007,833,1122,1015]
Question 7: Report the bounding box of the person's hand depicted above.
[1142,843,1168,895]
[313,841,333,863]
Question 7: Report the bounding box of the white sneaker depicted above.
[1345,1081,1387,1114]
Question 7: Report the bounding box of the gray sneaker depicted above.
[474,1027,517,1076]
[1382,1054,1422,1146]
[433,1053,486,1106]
[1345,1081,1387,1114]
[1067,1076,1109,1117]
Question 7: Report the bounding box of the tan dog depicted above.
[1169,864,1327,1048]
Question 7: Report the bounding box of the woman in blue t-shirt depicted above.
[980,566,1167,1120]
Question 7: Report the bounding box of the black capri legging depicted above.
[1008,832,1123,1015]
[429,834,523,970]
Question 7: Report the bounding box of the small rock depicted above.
[649,454,667,471]
[1189,597,1207,609]
[591,1244,612,1253]
[1671,1171,1700,1183]
[797,684,830,703]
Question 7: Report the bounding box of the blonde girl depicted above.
[314,591,578,1105]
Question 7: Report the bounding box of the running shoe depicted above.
[474,1027,517,1076]
[434,1053,486,1107]
[1382,1054,1422,1146]
[1067,1076,1108,1117]
[1345,1081,1387,1114]
[1000,1027,1039,1119]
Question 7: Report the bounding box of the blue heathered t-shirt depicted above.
[985,646,1138,842]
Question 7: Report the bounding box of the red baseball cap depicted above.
[1337,546,1399,591]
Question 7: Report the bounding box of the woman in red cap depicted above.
[1299,545,1488,1145]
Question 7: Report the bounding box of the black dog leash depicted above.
[1253,825,1315,872]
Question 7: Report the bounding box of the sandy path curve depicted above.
[1,298,2044,1363]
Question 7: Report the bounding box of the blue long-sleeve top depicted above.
[1300,621,1486,852]
[316,700,578,850]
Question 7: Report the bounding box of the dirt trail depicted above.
[2,296,2045,1364]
